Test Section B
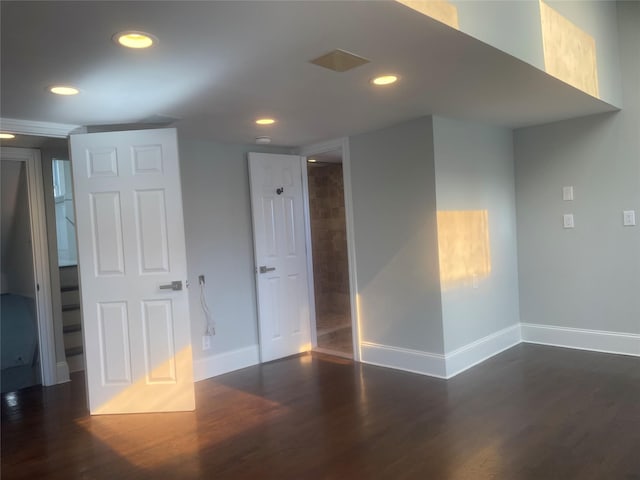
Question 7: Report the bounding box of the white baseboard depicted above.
[445,324,522,378]
[521,323,640,357]
[360,342,447,378]
[194,345,260,382]
[56,361,70,384]
[360,324,522,380]
[191,324,637,383]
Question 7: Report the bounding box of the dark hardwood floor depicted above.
[2,344,639,479]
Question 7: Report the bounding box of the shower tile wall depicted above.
[308,163,352,354]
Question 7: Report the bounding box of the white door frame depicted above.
[299,138,361,361]
[1,147,57,386]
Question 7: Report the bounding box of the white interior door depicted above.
[70,128,194,414]
[249,153,311,362]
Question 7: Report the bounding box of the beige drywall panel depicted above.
[540,0,599,98]
[396,0,459,29]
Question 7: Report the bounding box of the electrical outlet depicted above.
[563,214,575,229]
[623,210,636,226]
[202,335,211,351]
[198,274,205,285]
[562,186,574,201]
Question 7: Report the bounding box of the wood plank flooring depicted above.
[2,344,639,479]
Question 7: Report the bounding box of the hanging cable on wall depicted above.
[199,275,216,336]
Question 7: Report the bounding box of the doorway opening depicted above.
[1,159,42,392]
[51,157,84,373]
[306,149,353,357]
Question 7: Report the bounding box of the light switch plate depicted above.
[563,214,575,228]
[562,186,574,201]
[623,210,636,226]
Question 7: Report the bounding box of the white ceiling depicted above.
[1,1,616,147]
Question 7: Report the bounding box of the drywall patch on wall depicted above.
[396,0,459,29]
[540,0,599,98]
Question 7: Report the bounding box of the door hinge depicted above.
[37,283,40,292]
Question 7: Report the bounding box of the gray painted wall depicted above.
[513,2,639,334]
[178,138,293,361]
[433,116,520,353]
[349,117,444,354]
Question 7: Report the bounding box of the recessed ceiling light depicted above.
[256,118,276,125]
[255,136,272,145]
[115,31,156,49]
[0,133,16,139]
[49,85,80,95]
[307,158,317,163]
[371,75,399,86]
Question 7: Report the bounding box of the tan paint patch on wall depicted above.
[539,0,599,98]
[437,210,491,289]
[396,0,459,30]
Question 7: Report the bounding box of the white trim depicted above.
[299,137,360,361]
[341,138,360,361]
[0,118,80,138]
[445,324,522,378]
[360,325,522,379]
[1,148,57,386]
[360,342,447,378]
[56,361,70,383]
[193,345,260,382]
[40,149,71,384]
[300,156,318,348]
[521,323,640,357]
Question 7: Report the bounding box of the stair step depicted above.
[62,304,81,312]
[63,323,82,334]
[65,346,83,357]
[61,289,80,307]
[62,309,81,327]
[59,265,79,289]
[60,285,79,292]
[67,353,84,373]
[63,331,83,351]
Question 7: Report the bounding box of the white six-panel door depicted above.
[248,153,311,362]
[70,128,194,414]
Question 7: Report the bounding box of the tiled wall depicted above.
[308,164,350,322]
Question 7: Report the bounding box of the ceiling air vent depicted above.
[309,49,370,72]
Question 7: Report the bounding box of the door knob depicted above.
[159,280,183,291]
[259,266,276,274]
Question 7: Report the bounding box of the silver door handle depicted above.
[159,280,183,291]
[259,266,276,274]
